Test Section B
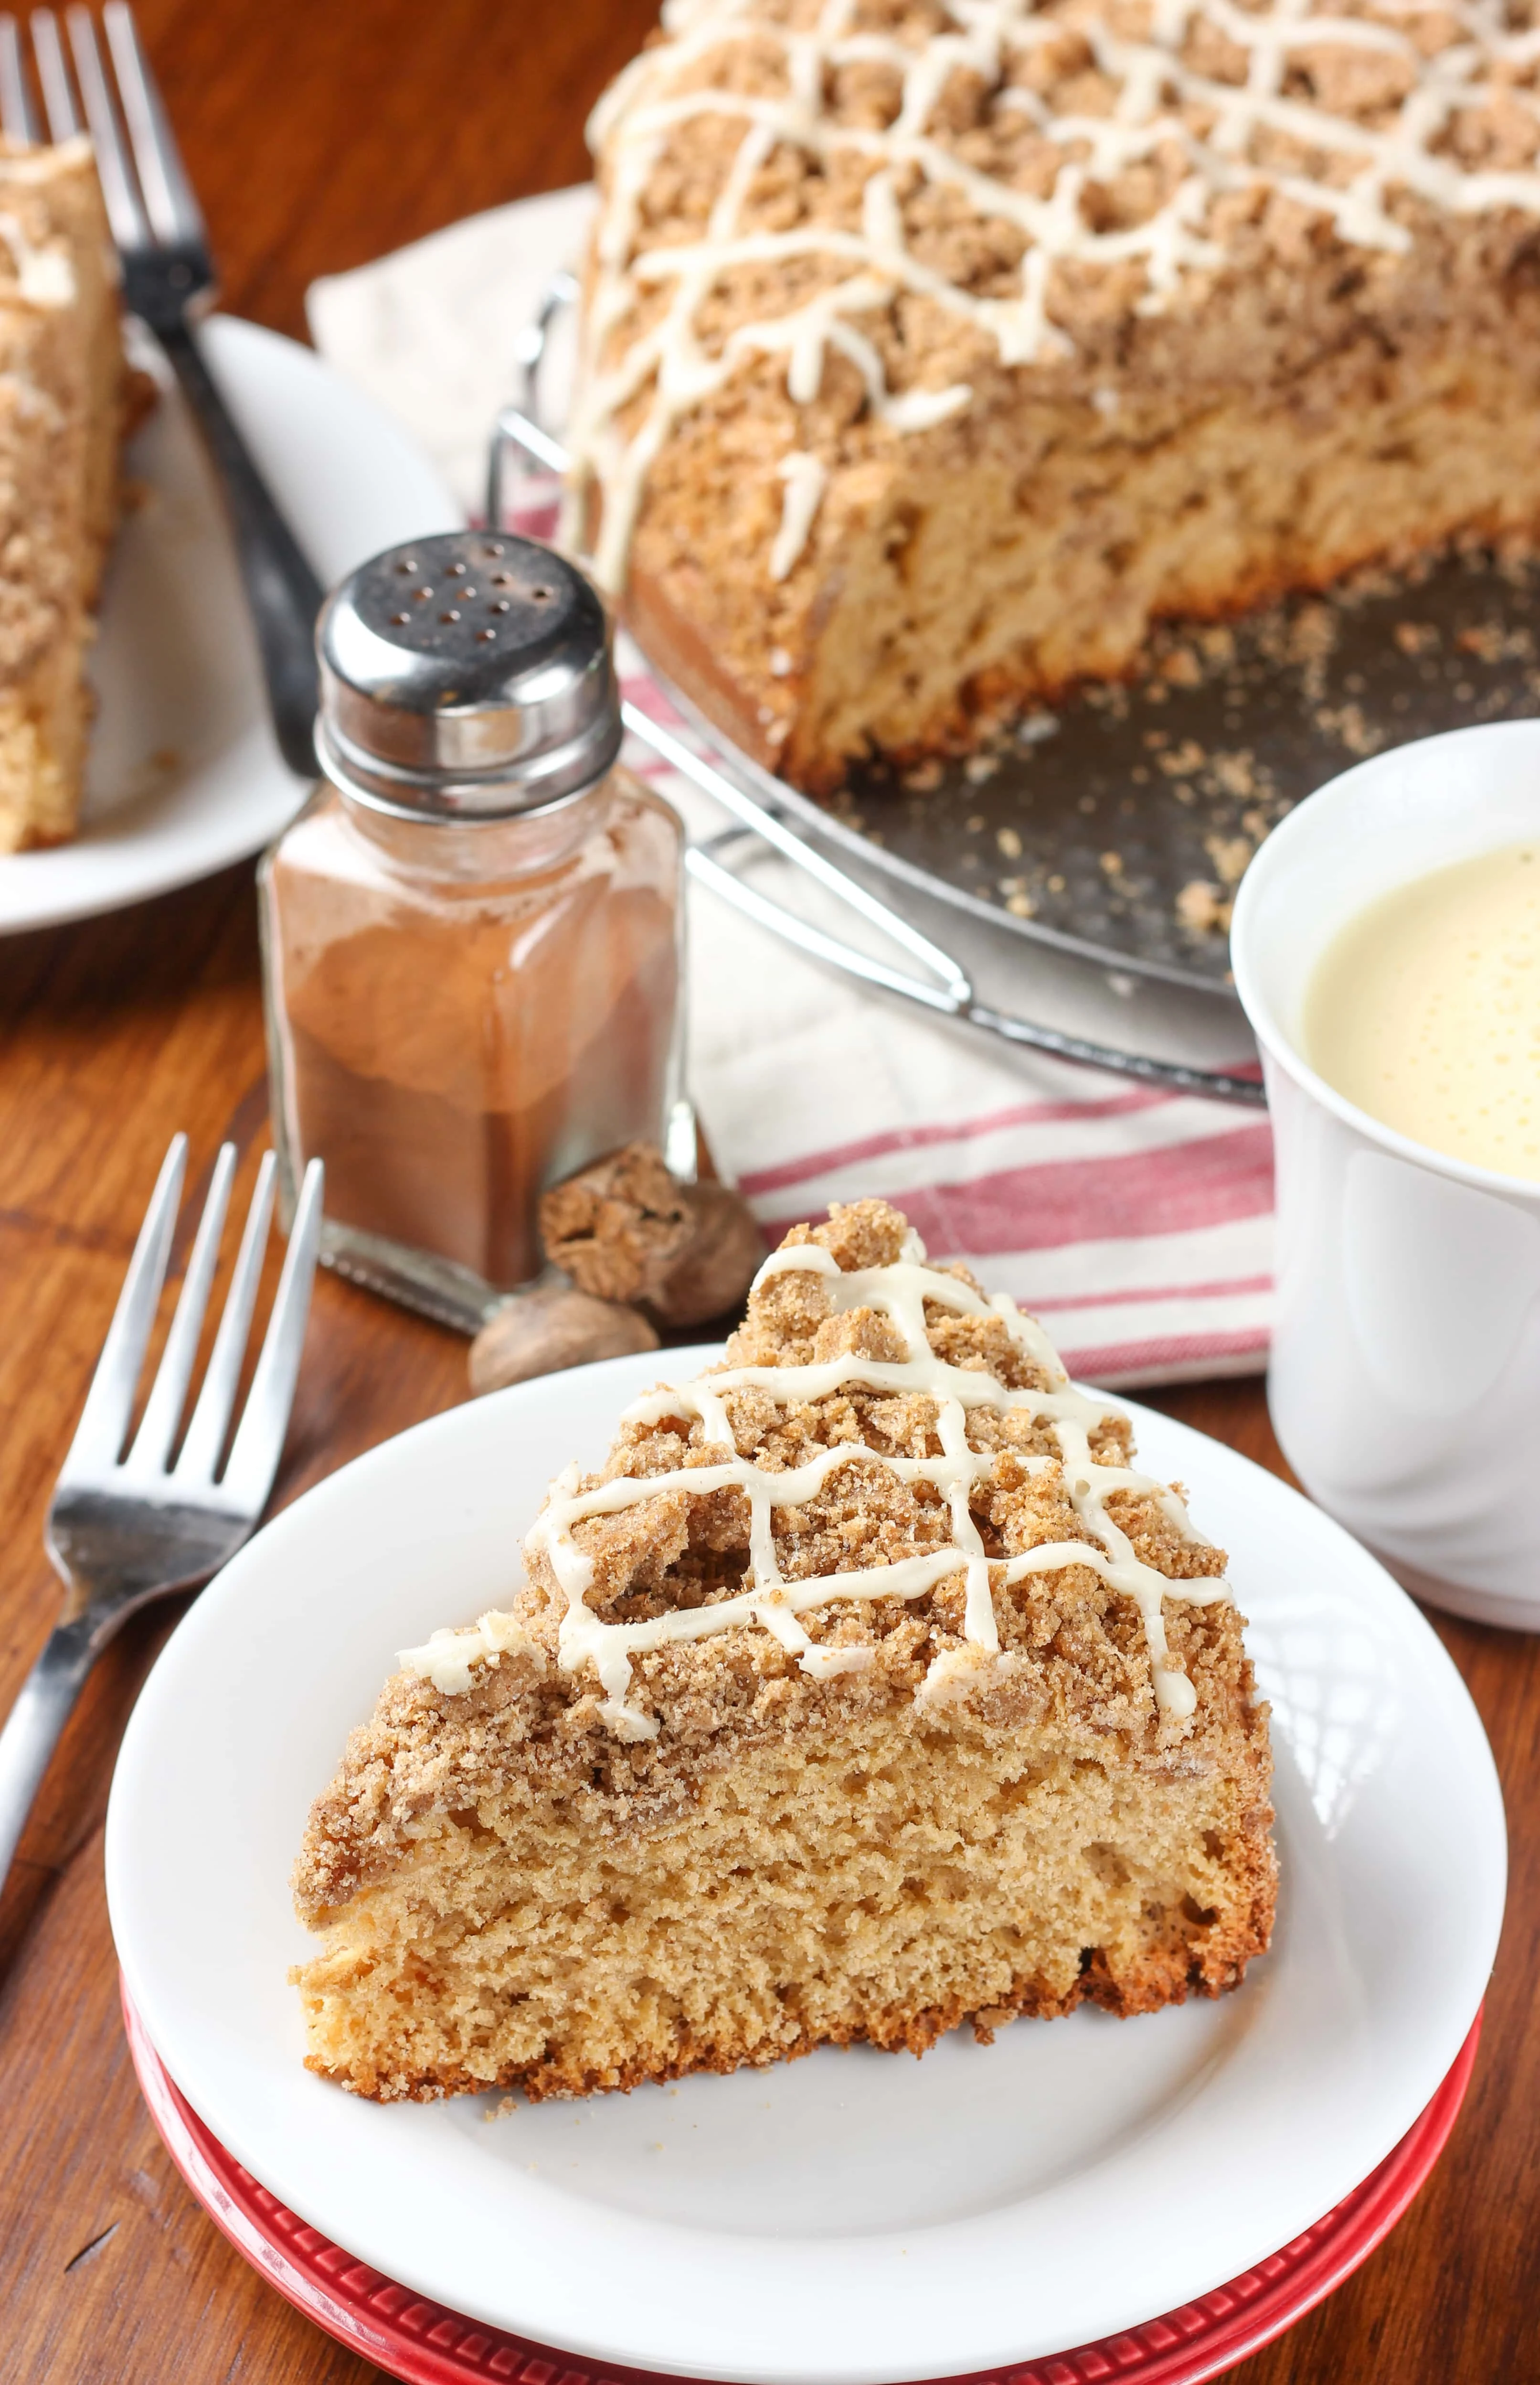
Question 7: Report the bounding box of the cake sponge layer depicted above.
[297,1698,1274,2103]
[627,335,1540,790]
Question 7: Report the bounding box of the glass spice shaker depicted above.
[258,530,687,1331]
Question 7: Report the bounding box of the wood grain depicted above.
[0,5,1533,2377]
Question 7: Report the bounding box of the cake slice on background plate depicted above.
[0,135,128,853]
[565,0,1540,791]
[293,1197,1275,2103]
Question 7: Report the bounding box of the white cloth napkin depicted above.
[308,189,1274,1386]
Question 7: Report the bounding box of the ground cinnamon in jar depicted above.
[260,532,685,1326]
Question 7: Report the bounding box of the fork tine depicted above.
[29,9,77,137]
[0,17,40,141]
[124,1141,235,1474]
[102,2,200,248]
[219,1158,323,1509]
[173,1150,276,1484]
[62,6,148,246]
[64,1134,186,1471]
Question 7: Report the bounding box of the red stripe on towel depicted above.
[1060,1324,1272,1383]
[1026,1272,1274,1315]
[758,1123,1275,1257]
[735,1088,1179,1197]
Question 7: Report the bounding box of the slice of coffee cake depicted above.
[0,136,127,852]
[293,1198,1275,2102]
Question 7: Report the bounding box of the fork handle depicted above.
[158,319,326,781]
[0,1616,112,1894]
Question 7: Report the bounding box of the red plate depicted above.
[122,1981,1480,2385]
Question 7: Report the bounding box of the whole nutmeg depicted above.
[540,1143,764,1329]
[468,1281,658,1397]
[648,1178,767,1328]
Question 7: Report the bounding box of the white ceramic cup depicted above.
[1231,717,1540,1632]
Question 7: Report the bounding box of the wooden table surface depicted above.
[0,3,1534,2376]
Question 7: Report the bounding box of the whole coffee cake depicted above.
[293,1198,1276,2103]
[565,0,1540,789]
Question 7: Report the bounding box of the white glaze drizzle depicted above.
[0,212,75,307]
[769,450,829,579]
[0,137,94,309]
[404,1229,1226,1738]
[565,0,1540,588]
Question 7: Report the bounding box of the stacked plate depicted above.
[106,1358,1505,2385]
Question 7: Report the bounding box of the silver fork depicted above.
[0,5,324,777]
[0,1138,323,1891]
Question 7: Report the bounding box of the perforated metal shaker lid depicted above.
[315,531,622,819]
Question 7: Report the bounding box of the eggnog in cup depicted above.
[1229,720,1540,1630]
[1304,841,1540,1183]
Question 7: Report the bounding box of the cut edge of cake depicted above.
[291,1197,1276,2105]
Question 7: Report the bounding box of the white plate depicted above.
[0,314,461,934]
[105,1358,1505,2385]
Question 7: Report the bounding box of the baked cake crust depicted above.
[569,0,1540,788]
[294,1198,1275,2104]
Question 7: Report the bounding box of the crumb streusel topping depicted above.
[402,1202,1228,1738]
[569,0,1540,584]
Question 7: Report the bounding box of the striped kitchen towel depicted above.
[308,188,1274,1386]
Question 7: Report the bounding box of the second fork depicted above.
[0,1137,322,1891]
